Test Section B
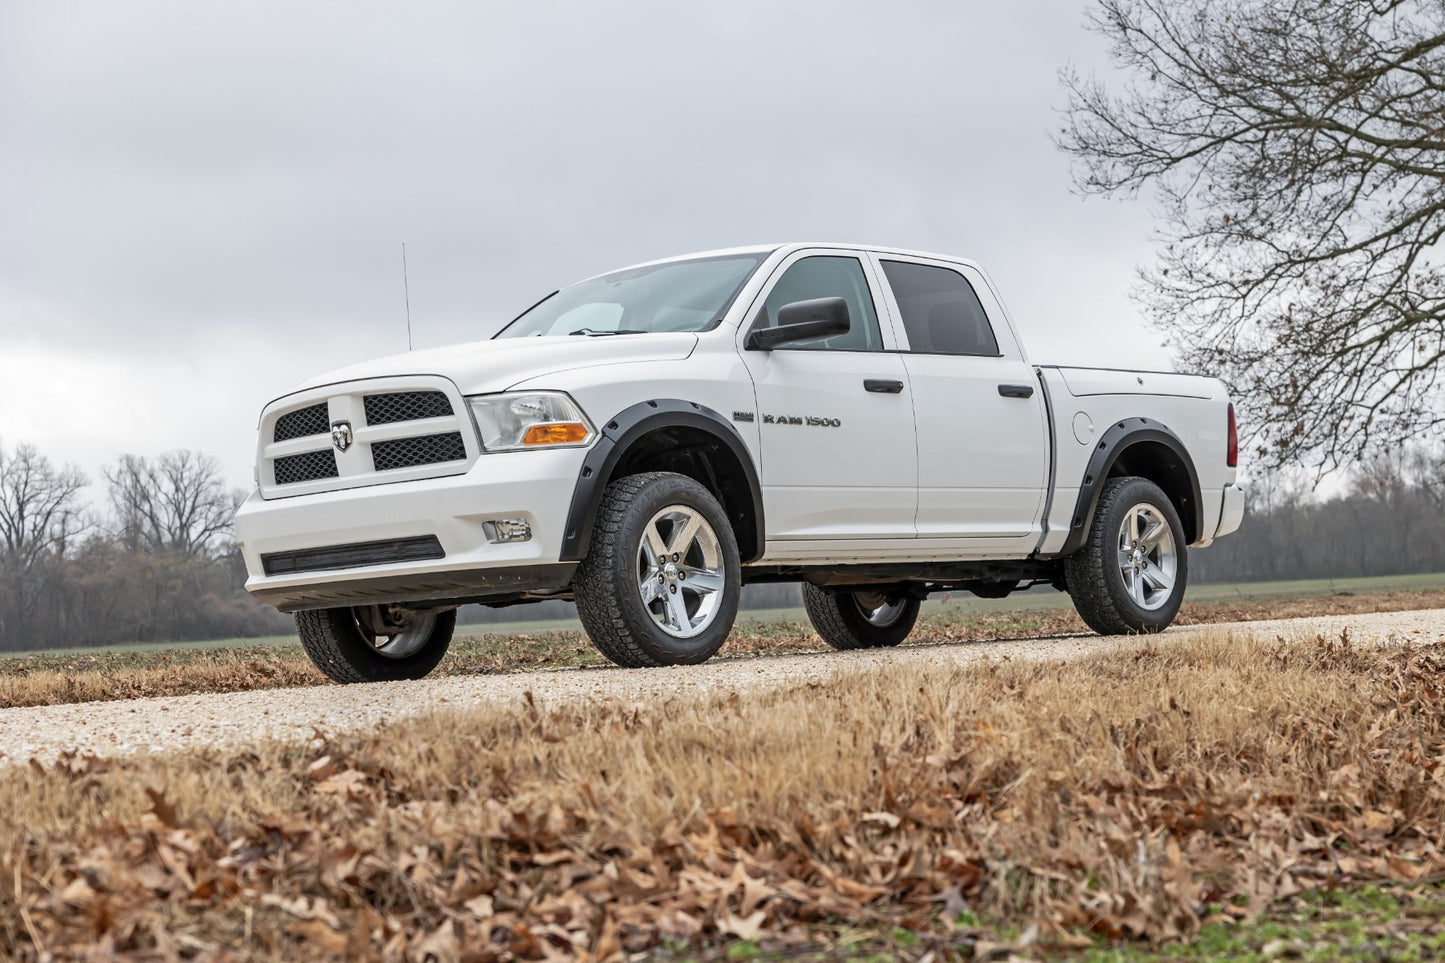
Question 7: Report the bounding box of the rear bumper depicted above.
[234,446,589,613]
[1214,483,1245,539]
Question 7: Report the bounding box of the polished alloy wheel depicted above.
[352,604,438,659]
[1116,502,1178,611]
[636,504,726,638]
[851,590,909,627]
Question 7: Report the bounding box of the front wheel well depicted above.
[611,426,761,562]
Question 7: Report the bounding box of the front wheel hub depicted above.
[636,505,726,639]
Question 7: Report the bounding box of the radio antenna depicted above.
[401,242,414,351]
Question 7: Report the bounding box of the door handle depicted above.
[864,379,904,394]
[997,384,1035,399]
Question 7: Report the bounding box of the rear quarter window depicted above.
[880,260,1000,357]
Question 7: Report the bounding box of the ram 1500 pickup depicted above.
[234,243,1245,682]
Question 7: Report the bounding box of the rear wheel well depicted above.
[1107,440,1199,543]
[611,426,761,561]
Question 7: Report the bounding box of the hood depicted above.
[290,332,699,398]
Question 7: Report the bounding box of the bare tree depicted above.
[1059,0,1445,474]
[104,450,241,557]
[0,442,89,566]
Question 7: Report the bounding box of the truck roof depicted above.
[580,242,985,282]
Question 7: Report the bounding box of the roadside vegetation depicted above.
[2,625,1441,960]
[2,575,1442,710]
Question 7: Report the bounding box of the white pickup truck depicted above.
[235,244,1245,683]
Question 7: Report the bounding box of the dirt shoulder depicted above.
[0,607,1441,767]
[3,616,1442,960]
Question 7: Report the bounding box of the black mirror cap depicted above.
[745,297,852,350]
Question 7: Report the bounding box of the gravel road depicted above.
[2,608,1441,766]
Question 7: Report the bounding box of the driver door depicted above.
[736,250,918,556]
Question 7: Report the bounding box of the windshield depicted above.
[495,254,766,338]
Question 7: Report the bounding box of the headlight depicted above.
[466,391,596,452]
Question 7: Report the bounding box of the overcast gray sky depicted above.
[1,1,1162,492]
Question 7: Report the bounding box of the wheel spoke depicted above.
[664,586,691,632]
[639,576,662,604]
[1127,509,1141,546]
[642,523,667,567]
[1141,561,1173,592]
[1129,569,1146,605]
[683,568,724,594]
[1139,519,1165,550]
[666,512,703,558]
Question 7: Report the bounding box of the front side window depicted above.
[749,255,883,351]
[880,260,1000,356]
[496,254,764,338]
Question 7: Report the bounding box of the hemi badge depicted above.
[732,411,756,423]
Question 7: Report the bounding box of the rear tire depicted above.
[573,471,741,668]
[296,605,456,683]
[1065,476,1187,635]
[803,584,920,650]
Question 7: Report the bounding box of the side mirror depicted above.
[745,297,851,350]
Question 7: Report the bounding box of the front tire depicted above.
[1065,476,1187,635]
[573,471,741,668]
[803,584,921,650]
[296,605,456,683]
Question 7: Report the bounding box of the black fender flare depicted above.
[1055,417,1204,556]
[558,399,765,563]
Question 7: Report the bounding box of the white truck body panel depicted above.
[234,242,1244,613]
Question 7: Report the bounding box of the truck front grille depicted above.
[371,432,467,472]
[364,390,453,425]
[274,450,339,485]
[259,378,478,498]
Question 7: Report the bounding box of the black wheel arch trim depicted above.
[559,399,766,563]
[1053,417,1204,557]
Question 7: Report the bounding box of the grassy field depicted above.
[3,625,1442,960]
[21,572,1445,658]
[1,572,1443,710]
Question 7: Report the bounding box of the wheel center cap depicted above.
[663,562,679,581]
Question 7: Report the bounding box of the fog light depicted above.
[483,518,532,543]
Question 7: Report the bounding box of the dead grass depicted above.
[2,587,1442,711]
[1,626,1442,960]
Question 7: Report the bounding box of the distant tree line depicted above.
[0,437,1441,653]
[0,443,288,653]
[1192,447,1445,583]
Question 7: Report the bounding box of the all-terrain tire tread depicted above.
[802,584,920,650]
[572,471,740,669]
[296,607,456,683]
[1064,476,1184,636]
[572,474,664,668]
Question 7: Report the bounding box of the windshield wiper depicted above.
[569,328,647,336]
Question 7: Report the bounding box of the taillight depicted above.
[1226,403,1238,467]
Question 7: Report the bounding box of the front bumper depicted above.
[1214,483,1246,539]
[234,446,588,613]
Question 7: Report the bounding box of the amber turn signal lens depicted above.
[521,422,590,446]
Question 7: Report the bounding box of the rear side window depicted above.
[880,260,1000,356]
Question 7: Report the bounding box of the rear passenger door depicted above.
[869,254,1049,556]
